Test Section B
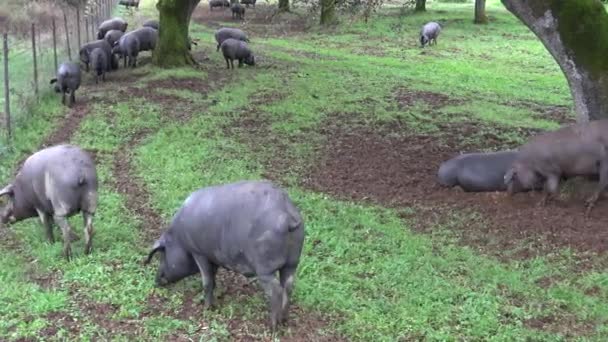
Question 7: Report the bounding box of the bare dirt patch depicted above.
[42,103,91,148]
[394,87,463,110]
[192,4,311,38]
[302,119,608,259]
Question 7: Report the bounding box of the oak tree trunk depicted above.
[415,0,425,12]
[474,0,488,24]
[153,0,200,67]
[279,0,289,12]
[502,0,608,122]
[320,0,336,25]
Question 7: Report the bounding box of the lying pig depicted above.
[145,180,305,331]
[438,151,522,192]
[0,144,98,260]
[505,119,608,214]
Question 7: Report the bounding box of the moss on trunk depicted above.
[474,0,488,24]
[320,0,336,25]
[278,0,289,12]
[153,0,200,68]
[551,0,608,77]
[502,0,608,121]
[415,0,426,12]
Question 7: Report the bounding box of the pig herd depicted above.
[50,15,256,107]
[6,7,601,334]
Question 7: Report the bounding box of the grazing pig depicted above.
[128,27,158,52]
[90,47,108,84]
[504,120,608,215]
[438,151,524,192]
[119,0,140,8]
[420,21,441,47]
[0,145,98,261]
[104,29,124,47]
[112,33,140,68]
[209,0,230,10]
[97,17,128,40]
[240,0,256,8]
[145,180,305,331]
[220,38,255,69]
[79,39,114,72]
[50,62,81,107]
[214,27,249,52]
[142,19,159,30]
[231,3,245,20]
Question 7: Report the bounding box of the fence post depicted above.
[52,18,58,72]
[76,6,82,48]
[31,23,39,100]
[3,34,11,141]
[85,16,89,42]
[63,10,71,60]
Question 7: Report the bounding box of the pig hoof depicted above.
[63,247,73,261]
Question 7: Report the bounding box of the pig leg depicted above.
[192,254,218,309]
[585,160,608,215]
[82,211,94,255]
[539,174,560,207]
[278,266,297,325]
[257,273,283,332]
[53,215,73,261]
[36,209,54,243]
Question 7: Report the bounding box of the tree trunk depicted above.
[320,0,336,25]
[278,0,289,12]
[415,0,425,12]
[153,0,200,68]
[474,0,487,24]
[501,0,608,122]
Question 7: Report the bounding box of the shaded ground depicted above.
[192,4,311,38]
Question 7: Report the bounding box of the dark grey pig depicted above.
[240,0,256,8]
[104,29,124,47]
[420,21,441,47]
[209,0,230,10]
[79,39,114,72]
[50,62,81,107]
[505,120,608,215]
[220,38,255,69]
[97,17,128,39]
[112,33,140,68]
[145,180,305,331]
[438,151,522,192]
[142,19,159,30]
[90,47,108,84]
[231,3,245,20]
[0,144,98,261]
[214,27,249,51]
[129,27,158,52]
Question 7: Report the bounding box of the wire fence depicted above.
[0,0,129,148]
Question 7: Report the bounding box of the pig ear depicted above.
[0,184,13,197]
[50,78,57,84]
[144,236,166,265]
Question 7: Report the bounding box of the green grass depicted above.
[2,0,607,340]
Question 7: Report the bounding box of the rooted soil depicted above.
[192,4,311,38]
[303,116,608,259]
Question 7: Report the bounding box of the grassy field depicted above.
[2,0,608,340]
